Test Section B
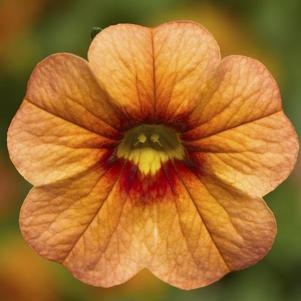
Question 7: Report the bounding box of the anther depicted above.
[150,134,162,146]
[136,133,147,144]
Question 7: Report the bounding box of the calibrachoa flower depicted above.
[8,21,298,290]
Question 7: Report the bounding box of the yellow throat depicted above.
[116,124,185,176]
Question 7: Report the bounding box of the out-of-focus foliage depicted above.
[0,0,300,300]
[0,237,58,301]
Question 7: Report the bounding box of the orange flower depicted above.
[7,21,299,290]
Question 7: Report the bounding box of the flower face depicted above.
[8,21,298,290]
[117,124,185,175]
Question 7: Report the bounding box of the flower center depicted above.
[116,124,185,175]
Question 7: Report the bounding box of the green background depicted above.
[0,0,300,300]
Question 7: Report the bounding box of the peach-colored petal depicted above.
[88,21,220,123]
[7,53,122,186]
[183,56,299,196]
[20,163,152,287]
[20,167,118,262]
[20,159,276,289]
[145,164,276,289]
[88,24,154,121]
[152,21,220,122]
[8,100,115,186]
[25,53,121,135]
[186,112,298,196]
[185,55,282,137]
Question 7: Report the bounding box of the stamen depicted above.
[116,124,185,176]
[137,133,147,144]
[150,134,162,146]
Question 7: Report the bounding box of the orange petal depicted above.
[24,53,121,135]
[8,100,116,186]
[185,55,282,137]
[148,163,276,289]
[8,53,121,186]
[88,24,155,121]
[152,21,220,122]
[88,21,220,123]
[186,112,298,196]
[20,163,154,287]
[183,56,299,196]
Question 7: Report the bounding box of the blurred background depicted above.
[0,0,300,300]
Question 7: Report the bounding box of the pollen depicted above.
[116,124,185,175]
[150,133,162,146]
[137,133,147,144]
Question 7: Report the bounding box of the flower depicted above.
[7,21,298,290]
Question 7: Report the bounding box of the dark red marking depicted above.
[118,160,178,203]
[98,149,206,205]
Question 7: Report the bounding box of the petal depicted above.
[183,56,299,196]
[186,112,298,196]
[8,53,121,186]
[20,163,156,287]
[88,21,221,123]
[152,21,220,123]
[88,24,155,121]
[148,163,276,289]
[25,53,121,135]
[184,55,282,137]
[8,100,116,186]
